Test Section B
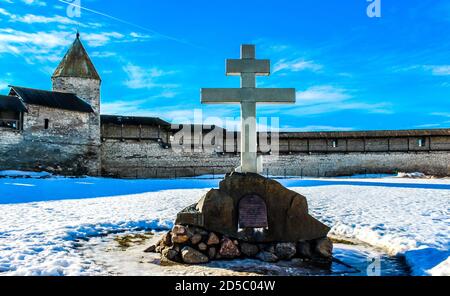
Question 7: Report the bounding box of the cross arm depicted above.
[201,88,296,104]
[253,88,296,104]
[201,88,243,104]
[226,59,270,76]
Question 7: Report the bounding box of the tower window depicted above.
[44,119,49,130]
[418,137,426,147]
[331,139,338,148]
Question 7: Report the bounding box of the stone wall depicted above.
[101,139,239,178]
[262,152,450,177]
[100,138,450,178]
[52,76,101,146]
[0,105,100,175]
[52,77,101,114]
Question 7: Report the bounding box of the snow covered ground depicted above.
[0,171,448,276]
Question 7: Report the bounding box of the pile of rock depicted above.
[145,224,333,265]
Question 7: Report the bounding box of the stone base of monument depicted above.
[146,172,333,265]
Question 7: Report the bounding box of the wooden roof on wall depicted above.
[278,129,450,139]
[9,86,94,113]
[101,115,171,127]
[0,95,27,113]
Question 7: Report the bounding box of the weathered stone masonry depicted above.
[101,139,240,178]
[0,103,100,175]
[100,138,450,178]
[100,123,450,178]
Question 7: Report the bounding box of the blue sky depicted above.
[0,0,449,131]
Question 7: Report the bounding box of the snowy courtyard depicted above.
[0,171,448,276]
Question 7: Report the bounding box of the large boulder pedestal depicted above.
[149,172,333,265]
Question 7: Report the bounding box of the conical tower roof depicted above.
[52,32,101,81]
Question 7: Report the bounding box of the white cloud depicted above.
[158,90,178,98]
[431,112,450,118]
[261,85,393,116]
[424,65,450,76]
[101,99,147,115]
[281,102,392,116]
[123,63,177,89]
[11,14,80,25]
[0,8,12,16]
[0,0,47,5]
[130,32,152,39]
[399,65,450,76]
[296,85,351,103]
[0,8,103,29]
[101,100,188,120]
[91,51,116,58]
[267,44,290,53]
[82,32,124,47]
[0,80,9,90]
[415,123,442,128]
[0,28,133,65]
[21,0,46,6]
[273,59,323,73]
[0,28,71,52]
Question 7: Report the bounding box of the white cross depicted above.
[201,45,296,173]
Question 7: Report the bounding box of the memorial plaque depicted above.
[238,194,268,228]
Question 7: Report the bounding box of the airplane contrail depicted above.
[58,0,201,48]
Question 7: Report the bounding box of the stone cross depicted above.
[201,45,296,173]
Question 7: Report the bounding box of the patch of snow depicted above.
[293,183,449,276]
[4,183,36,187]
[0,175,448,276]
[0,189,206,275]
[335,174,395,179]
[397,172,427,179]
[0,170,52,179]
[428,256,450,276]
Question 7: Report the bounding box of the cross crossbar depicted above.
[201,88,296,104]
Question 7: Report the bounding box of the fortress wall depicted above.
[0,105,100,175]
[100,139,239,178]
[101,138,450,178]
[263,152,450,177]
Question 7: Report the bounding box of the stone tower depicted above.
[52,32,101,114]
[51,32,102,174]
